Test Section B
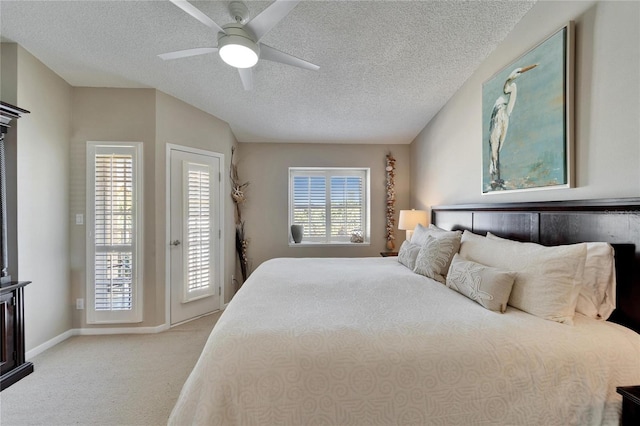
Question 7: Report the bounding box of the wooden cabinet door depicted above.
[0,291,16,376]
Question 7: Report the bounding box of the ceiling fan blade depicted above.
[238,68,254,91]
[260,44,319,71]
[245,0,300,42]
[158,47,218,60]
[169,0,226,34]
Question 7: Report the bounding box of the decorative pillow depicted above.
[410,223,430,246]
[446,254,516,313]
[410,224,462,276]
[414,235,458,283]
[397,240,421,270]
[460,231,587,325]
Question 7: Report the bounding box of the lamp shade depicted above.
[398,209,428,231]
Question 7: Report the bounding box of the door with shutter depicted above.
[169,148,222,325]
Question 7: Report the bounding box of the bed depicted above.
[169,198,640,425]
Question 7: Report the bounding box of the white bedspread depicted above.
[169,257,640,425]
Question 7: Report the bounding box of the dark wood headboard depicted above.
[431,198,640,333]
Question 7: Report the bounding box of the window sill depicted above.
[288,241,371,248]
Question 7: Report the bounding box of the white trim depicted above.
[167,309,221,328]
[74,324,169,335]
[288,242,371,248]
[25,323,170,360]
[26,329,76,359]
[86,141,144,324]
[26,307,229,360]
[165,144,225,327]
[288,167,371,244]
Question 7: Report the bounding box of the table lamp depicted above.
[398,209,428,242]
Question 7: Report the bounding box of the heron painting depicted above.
[482,23,574,193]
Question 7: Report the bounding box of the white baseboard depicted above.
[26,309,225,360]
[74,323,170,336]
[26,323,170,360]
[26,329,76,359]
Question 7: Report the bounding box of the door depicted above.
[170,148,221,325]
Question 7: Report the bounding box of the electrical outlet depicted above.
[75,213,84,225]
[76,298,84,310]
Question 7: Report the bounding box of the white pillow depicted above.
[580,242,616,320]
[485,235,616,320]
[397,240,421,270]
[460,231,587,325]
[414,235,458,283]
[446,253,516,313]
[410,223,430,246]
[410,224,462,276]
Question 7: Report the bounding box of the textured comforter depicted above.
[169,257,640,425]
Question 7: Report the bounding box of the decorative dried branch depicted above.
[230,146,250,284]
[230,146,249,224]
[235,222,248,284]
[385,153,396,250]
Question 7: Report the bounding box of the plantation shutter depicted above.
[292,175,326,240]
[87,143,143,324]
[289,169,369,244]
[94,153,134,311]
[182,161,215,302]
[330,176,364,238]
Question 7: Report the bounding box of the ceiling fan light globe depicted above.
[218,33,260,69]
[219,44,258,68]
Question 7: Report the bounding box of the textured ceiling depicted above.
[0,0,535,144]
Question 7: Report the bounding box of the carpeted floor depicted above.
[0,312,221,425]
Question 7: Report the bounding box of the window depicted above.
[86,142,143,324]
[289,168,370,245]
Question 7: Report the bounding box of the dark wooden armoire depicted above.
[0,101,33,391]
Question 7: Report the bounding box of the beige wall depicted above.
[69,88,238,330]
[0,47,239,345]
[10,45,72,351]
[1,43,18,105]
[70,88,158,328]
[238,143,411,271]
[154,91,237,304]
[410,1,640,212]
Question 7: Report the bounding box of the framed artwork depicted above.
[482,22,575,194]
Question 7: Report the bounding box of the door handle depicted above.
[170,240,181,246]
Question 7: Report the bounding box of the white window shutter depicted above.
[292,175,326,240]
[94,154,134,311]
[182,161,215,302]
[330,176,364,238]
[289,168,369,244]
[87,142,143,324]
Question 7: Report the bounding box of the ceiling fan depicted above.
[159,0,320,90]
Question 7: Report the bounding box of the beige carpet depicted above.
[0,312,221,426]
